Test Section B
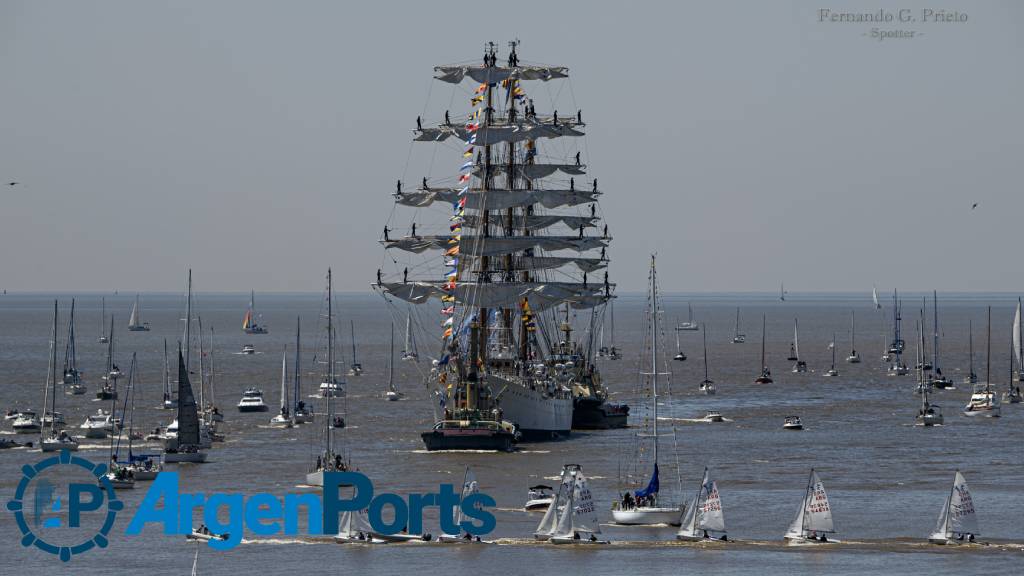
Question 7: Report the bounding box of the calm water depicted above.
[1,292,1022,575]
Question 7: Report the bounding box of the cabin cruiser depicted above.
[963,384,1000,417]
[41,411,65,427]
[12,410,41,433]
[79,409,115,439]
[319,379,344,398]
[241,344,256,355]
[783,415,803,430]
[702,411,724,423]
[40,429,79,452]
[236,387,269,412]
[525,485,555,511]
[187,525,229,542]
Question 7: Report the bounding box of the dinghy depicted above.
[677,467,728,542]
[270,351,294,427]
[928,470,979,544]
[438,467,491,544]
[784,469,838,544]
[334,509,386,544]
[534,466,574,540]
[549,467,609,545]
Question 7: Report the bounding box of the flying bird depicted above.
[971,203,978,210]
[7,182,17,186]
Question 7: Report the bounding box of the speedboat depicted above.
[187,526,229,542]
[80,409,114,438]
[525,485,555,511]
[236,388,269,412]
[12,410,41,434]
[783,416,803,430]
[4,409,20,421]
[824,368,839,377]
[702,411,724,423]
[319,379,344,398]
[241,344,256,355]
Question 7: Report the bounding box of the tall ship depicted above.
[376,42,613,447]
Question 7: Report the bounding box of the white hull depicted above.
[677,530,726,542]
[785,534,839,545]
[525,498,554,511]
[41,439,80,452]
[370,532,430,543]
[335,534,386,544]
[549,534,609,545]
[491,375,572,436]
[131,469,160,481]
[611,506,683,526]
[962,407,1000,417]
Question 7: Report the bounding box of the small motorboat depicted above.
[525,485,555,511]
[40,430,80,452]
[241,344,256,355]
[783,416,803,430]
[4,409,20,421]
[702,411,724,423]
[80,409,114,439]
[236,387,269,412]
[699,380,716,395]
[187,525,229,542]
[12,410,41,434]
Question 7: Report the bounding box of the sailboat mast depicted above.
[986,306,991,390]
[968,319,975,377]
[388,322,395,391]
[163,339,169,401]
[851,311,855,352]
[650,255,659,464]
[208,326,217,409]
[127,353,136,458]
[702,324,709,382]
[184,269,192,370]
[49,300,58,431]
[294,317,301,408]
[933,290,940,372]
[327,268,334,457]
[349,320,356,367]
[801,469,814,535]
[761,314,767,370]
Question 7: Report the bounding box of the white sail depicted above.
[129,298,140,327]
[472,163,585,180]
[933,471,978,539]
[453,468,479,527]
[872,286,881,309]
[535,469,571,538]
[280,352,288,412]
[698,478,726,532]
[570,471,602,535]
[460,213,596,231]
[378,281,609,310]
[1014,300,1021,368]
[794,320,800,358]
[338,509,373,538]
[434,64,569,84]
[553,478,575,537]
[787,470,834,537]
[395,187,599,210]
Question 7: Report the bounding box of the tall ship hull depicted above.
[492,374,573,439]
[572,396,628,429]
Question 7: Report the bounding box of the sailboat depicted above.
[780,283,786,302]
[1015,298,1024,383]
[676,302,699,331]
[965,319,978,385]
[98,296,109,343]
[915,299,933,371]
[438,467,491,543]
[754,314,773,383]
[307,269,352,486]
[963,307,1000,417]
[115,351,163,480]
[384,324,401,401]
[789,319,806,372]
[673,324,687,361]
[1005,336,1023,404]
[928,471,979,544]
[400,314,419,361]
[163,346,207,463]
[677,467,727,541]
[242,290,268,334]
[62,299,87,395]
[731,308,745,344]
[549,466,608,545]
[887,290,909,376]
[535,465,574,540]
[846,311,861,363]
[41,300,79,452]
[128,294,150,331]
[379,42,608,445]
[784,469,838,544]
[929,291,953,388]
[292,318,312,423]
[346,320,362,376]
[699,325,715,395]
[97,316,120,399]
[612,256,683,526]
[318,271,346,398]
[824,333,839,377]
[106,353,138,489]
[270,350,294,427]
[160,339,176,409]
[334,507,384,544]
[872,285,882,310]
[916,367,944,426]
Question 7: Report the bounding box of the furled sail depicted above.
[460,255,607,273]
[415,120,584,145]
[383,235,607,257]
[395,187,600,210]
[473,163,586,179]
[434,64,569,84]
[460,213,597,231]
[378,281,610,310]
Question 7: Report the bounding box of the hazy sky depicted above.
[1,1,1021,294]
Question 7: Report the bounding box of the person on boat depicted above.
[569,177,575,191]
[720,534,728,541]
[444,110,450,126]
[968,533,975,542]
[422,177,428,189]
[819,534,828,542]
[577,110,582,124]
[316,455,322,470]
[403,268,408,284]
[703,530,710,539]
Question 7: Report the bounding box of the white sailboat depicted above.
[677,467,727,541]
[1006,299,1024,403]
[1015,298,1023,382]
[334,508,384,544]
[823,333,839,377]
[928,470,979,544]
[160,339,176,409]
[887,290,909,376]
[929,291,953,388]
[62,299,87,395]
[872,285,881,310]
[307,269,351,486]
[846,311,861,363]
[292,317,312,423]
[384,323,401,401]
[98,296,109,343]
[673,324,687,362]
[699,326,716,395]
[754,314,773,383]
[549,467,608,545]
[731,308,745,344]
[106,353,139,488]
[965,319,978,385]
[438,467,490,543]
[676,302,699,331]
[1005,336,1022,404]
[790,319,806,372]
[612,255,683,527]
[963,307,1000,417]
[784,469,838,544]
[41,300,79,452]
[347,320,362,376]
[97,316,120,399]
[128,294,150,331]
[400,314,419,361]
[916,378,944,426]
[270,351,293,427]
[534,466,574,541]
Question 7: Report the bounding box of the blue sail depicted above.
[634,463,660,498]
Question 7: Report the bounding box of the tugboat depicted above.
[556,307,628,430]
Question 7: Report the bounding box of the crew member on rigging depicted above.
[576,151,581,166]
[383,226,390,241]
[416,116,422,130]
[403,268,408,284]
[396,180,402,195]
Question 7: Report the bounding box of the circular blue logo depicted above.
[6,449,122,562]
